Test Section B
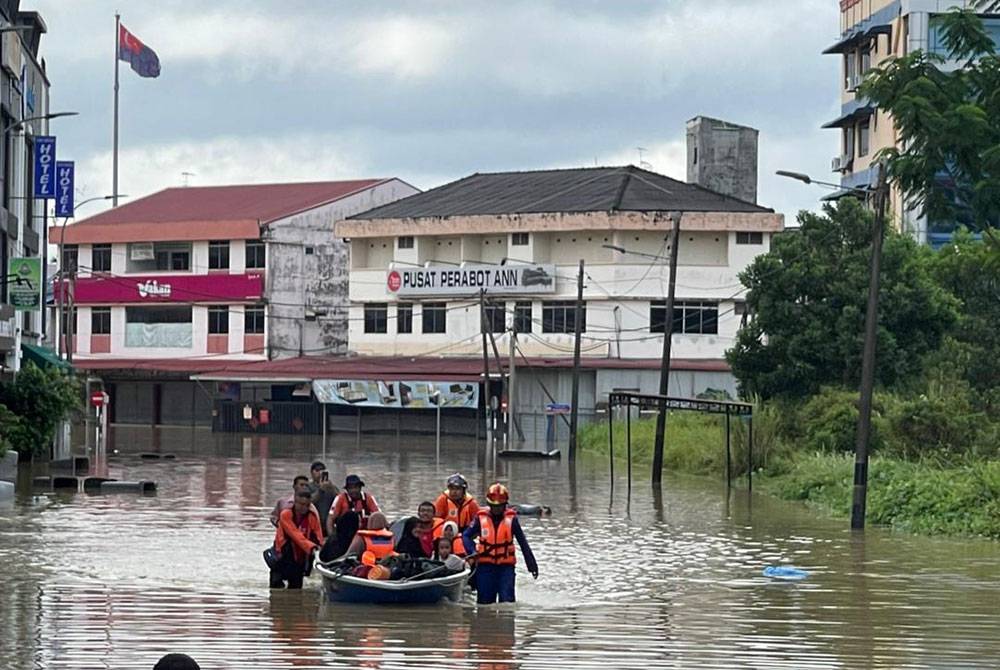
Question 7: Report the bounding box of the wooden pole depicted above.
[725,407,731,488]
[652,213,682,484]
[606,398,614,490]
[626,397,632,498]
[568,259,585,459]
[479,290,491,447]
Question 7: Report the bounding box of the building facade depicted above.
[57,179,417,425]
[825,0,996,246]
[340,146,783,421]
[0,3,51,376]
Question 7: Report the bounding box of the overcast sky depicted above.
[31,0,841,221]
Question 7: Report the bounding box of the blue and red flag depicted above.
[118,24,160,78]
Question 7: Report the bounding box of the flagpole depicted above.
[113,13,120,207]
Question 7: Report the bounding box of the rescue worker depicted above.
[346,511,397,560]
[462,483,538,604]
[326,475,379,544]
[269,475,317,527]
[434,473,480,531]
[270,489,324,589]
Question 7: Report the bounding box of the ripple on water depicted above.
[0,429,999,669]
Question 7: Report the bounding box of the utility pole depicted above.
[480,290,492,447]
[508,324,517,449]
[568,259,585,459]
[652,213,682,484]
[851,165,889,530]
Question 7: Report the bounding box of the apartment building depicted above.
[825,0,996,245]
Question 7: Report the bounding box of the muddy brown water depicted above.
[1,426,998,669]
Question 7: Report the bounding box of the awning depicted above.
[822,105,874,129]
[20,342,72,371]
[823,24,893,54]
[821,188,861,201]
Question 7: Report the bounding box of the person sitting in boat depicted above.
[345,511,397,561]
[394,516,431,559]
[416,500,442,557]
[323,474,380,558]
[270,489,324,589]
[434,536,467,574]
[462,483,538,604]
[433,520,466,557]
[270,475,318,527]
[433,473,481,531]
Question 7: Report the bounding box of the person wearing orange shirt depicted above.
[433,473,480,531]
[270,489,324,589]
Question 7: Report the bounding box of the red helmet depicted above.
[485,483,509,505]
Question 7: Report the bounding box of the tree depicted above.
[726,199,957,399]
[0,363,80,458]
[860,7,1000,231]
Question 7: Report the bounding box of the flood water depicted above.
[1,426,999,669]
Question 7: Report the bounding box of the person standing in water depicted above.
[463,483,538,604]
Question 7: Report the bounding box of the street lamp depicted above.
[777,165,889,530]
[3,111,79,135]
[55,195,128,362]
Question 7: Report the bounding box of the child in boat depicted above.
[434,536,466,573]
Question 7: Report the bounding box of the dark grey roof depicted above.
[349,165,772,220]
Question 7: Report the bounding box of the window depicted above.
[62,245,78,274]
[397,304,413,334]
[542,301,586,334]
[208,241,230,270]
[858,120,870,157]
[125,242,191,273]
[91,244,112,272]
[246,240,266,269]
[397,236,415,250]
[154,245,190,271]
[511,233,529,246]
[364,303,388,334]
[422,302,447,334]
[514,301,533,334]
[650,300,718,335]
[124,306,193,347]
[91,307,111,335]
[208,306,229,334]
[244,305,265,334]
[736,232,763,245]
[62,307,78,335]
[844,51,856,89]
[843,126,855,159]
[859,47,871,75]
[484,302,506,333]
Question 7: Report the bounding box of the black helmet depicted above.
[446,473,468,489]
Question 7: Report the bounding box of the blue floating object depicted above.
[763,566,809,580]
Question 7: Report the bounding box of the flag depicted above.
[118,23,160,78]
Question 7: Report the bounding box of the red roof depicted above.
[72,355,730,380]
[55,180,389,244]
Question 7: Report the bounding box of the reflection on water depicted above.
[1,426,999,668]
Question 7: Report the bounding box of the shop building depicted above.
[59,178,417,424]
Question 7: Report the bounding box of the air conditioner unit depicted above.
[831,156,843,172]
[129,242,154,261]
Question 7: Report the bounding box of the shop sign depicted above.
[9,257,41,311]
[387,264,556,297]
[313,379,479,409]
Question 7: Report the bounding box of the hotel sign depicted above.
[387,264,557,297]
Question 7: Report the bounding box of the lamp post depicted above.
[55,195,126,361]
[777,165,889,530]
[3,111,79,135]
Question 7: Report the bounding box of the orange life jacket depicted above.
[357,529,397,560]
[435,492,480,530]
[476,509,517,565]
[431,521,466,557]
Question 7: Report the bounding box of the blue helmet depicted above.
[446,473,468,489]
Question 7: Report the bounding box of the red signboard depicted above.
[90,391,108,407]
[387,270,401,293]
[68,273,264,304]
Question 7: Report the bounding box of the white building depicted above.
[339,157,783,418]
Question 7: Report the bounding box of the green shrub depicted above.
[0,362,80,458]
[798,387,888,454]
[885,392,984,461]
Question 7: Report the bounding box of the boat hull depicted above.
[317,565,469,605]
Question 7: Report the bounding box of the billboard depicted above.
[68,272,264,304]
[9,257,41,311]
[55,161,74,217]
[387,264,557,297]
[313,379,479,409]
[33,136,55,197]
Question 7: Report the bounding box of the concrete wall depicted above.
[266,179,419,358]
[686,117,758,204]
